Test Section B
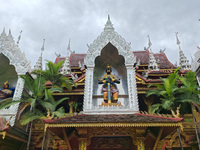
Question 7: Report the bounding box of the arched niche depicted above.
[83,18,139,114]
[0,31,31,126]
[0,53,18,88]
[93,43,128,106]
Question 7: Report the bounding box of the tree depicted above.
[146,69,184,149]
[33,60,75,89]
[179,71,200,149]
[0,60,75,150]
[146,68,180,113]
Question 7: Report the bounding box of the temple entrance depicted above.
[90,136,136,150]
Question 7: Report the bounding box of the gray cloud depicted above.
[0,0,199,67]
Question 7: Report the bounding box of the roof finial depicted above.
[1,28,6,36]
[175,32,181,51]
[7,29,14,41]
[9,29,11,35]
[67,39,71,55]
[147,35,152,51]
[175,32,191,70]
[104,15,114,32]
[34,39,45,70]
[67,39,75,54]
[17,30,22,47]
[41,39,45,51]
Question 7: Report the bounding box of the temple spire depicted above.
[175,32,191,70]
[7,29,14,42]
[147,35,159,71]
[17,31,22,47]
[60,40,71,74]
[104,15,114,32]
[147,35,152,51]
[34,39,45,70]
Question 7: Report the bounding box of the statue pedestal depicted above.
[99,101,122,107]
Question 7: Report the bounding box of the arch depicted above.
[84,30,136,67]
[0,53,18,87]
[0,30,31,75]
[0,30,31,126]
[83,17,139,114]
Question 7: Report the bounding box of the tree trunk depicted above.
[26,121,33,150]
[191,105,200,149]
[177,128,184,150]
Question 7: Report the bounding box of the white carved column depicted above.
[126,65,139,112]
[83,67,94,111]
[9,75,25,126]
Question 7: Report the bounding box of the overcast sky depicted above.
[0,0,200,68]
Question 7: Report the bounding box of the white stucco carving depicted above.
[84,16,136,67]
[0,29,31,126]
[83,67,94,111]
[83,16,138,114]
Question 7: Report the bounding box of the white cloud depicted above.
[0,0,199,67]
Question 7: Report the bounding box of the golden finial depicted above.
[6,116,12,127]
[171,105,181,118]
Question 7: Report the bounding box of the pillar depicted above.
[136,129,146,150]
[79,138,87,150]
[83,67,94,111]
[9,75,25,126]
[126,65,139,112]
[77,128,88,150]
[137,137,145,150]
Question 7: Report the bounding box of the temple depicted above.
[0,16,199,149]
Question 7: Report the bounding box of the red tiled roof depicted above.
[54,57,65,65]
[133,51,176,69]
[44,114,183,124]
[70,54,86,67]
[55,51,175,69]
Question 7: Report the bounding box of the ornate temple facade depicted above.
[0,16,198,150]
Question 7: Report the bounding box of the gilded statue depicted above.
[98,64,120,105]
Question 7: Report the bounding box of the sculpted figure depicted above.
[0,81,13,100]
[98,64,120,104]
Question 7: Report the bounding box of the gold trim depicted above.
[136,76,145,84]
[52,92,84,95]
[45,122,181,128]
[76,83,85,85]
[78,77,85,83]
[71,67,81,69]
[0,131,6,140]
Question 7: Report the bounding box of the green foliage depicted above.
[147,69,200,114]
[0,61,74,125]
[33,60,75,90]
[178,71,200,106]
[0,98,20,110]
[147,68,181,113]
[20,110,46,125]
[71,101,82,112]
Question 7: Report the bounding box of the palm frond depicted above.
[20,110,46,125]
[0,99,21,110]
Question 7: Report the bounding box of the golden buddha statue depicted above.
[98,64,120,104]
